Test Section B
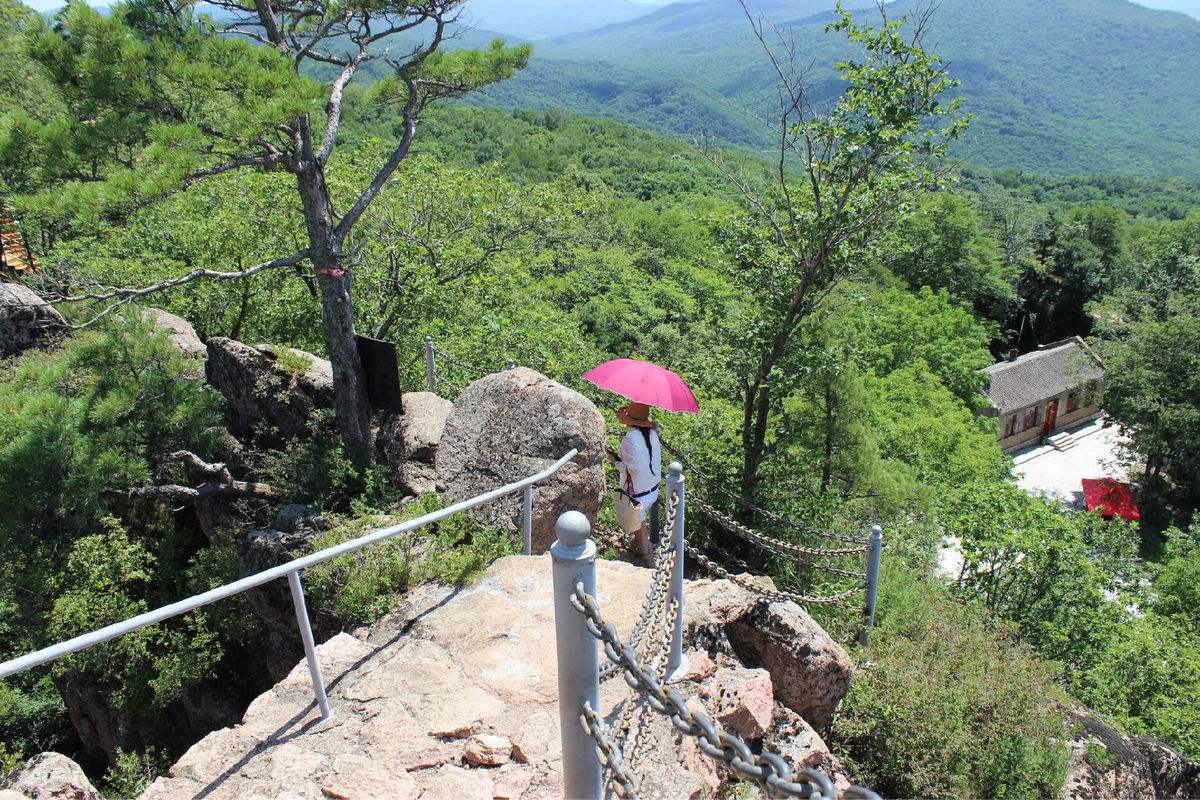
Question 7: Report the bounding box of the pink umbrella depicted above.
[582,358,700,413]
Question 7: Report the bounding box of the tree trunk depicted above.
[820,380,834,495]
[740,382,771,512]
[295,164,374,466]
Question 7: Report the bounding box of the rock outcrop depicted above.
[239,508,335,680]
[436,368,605,553]
[205,338,334,445]
[142,307,206,363]
[0,282,66,358]
[379,391,454,495]
[2,752,101,800]
[140,556,854,800]
[1065,705,1200,800]
[726,596,854,731]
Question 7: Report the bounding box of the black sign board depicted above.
[355,335,404,414]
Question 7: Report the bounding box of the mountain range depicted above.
[457,0,1200,178]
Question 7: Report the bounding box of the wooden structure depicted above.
[979,337,1105,452]
[0,216,38,276]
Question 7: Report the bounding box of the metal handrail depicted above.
[0,449,579,685]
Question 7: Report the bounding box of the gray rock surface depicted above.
[436,368,605,553]
[2,752,101,800]
[141,307,206,359]
[0,282,66,358]
[273,504,328,535]
[139,557,854,800]
[239,527,337,680]
[379,392,454,495]
[726,596,854,731]
[1065,705,1200,799]
[205,338,334,444]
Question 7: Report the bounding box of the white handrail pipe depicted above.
[0,449,579,679]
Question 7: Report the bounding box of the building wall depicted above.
[994,381,1104,453]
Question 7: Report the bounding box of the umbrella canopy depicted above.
[1081,478,1140,522]
[582,358,700,413]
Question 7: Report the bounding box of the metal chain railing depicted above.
[655,436,870,545]
[571,581,880,800]
[686,544,864,609]
[580,701,641,800]
[692,497,871,559]
[601,493,680,684]
[432,346,494,376]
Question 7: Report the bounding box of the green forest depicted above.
[0,0,1199,797]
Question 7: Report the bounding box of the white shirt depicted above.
[619,426,661,499]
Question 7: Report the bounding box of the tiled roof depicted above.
[981,337,1104,414]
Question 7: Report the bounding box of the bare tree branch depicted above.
[51,249,311,329]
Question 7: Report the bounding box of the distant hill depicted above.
[462,0,1200,179]
[1133,0,1200,16]
[457,0,663,39]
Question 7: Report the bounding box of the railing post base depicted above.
[288,570,333,720]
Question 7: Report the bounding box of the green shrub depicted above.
[834,566,1070,799]
[303,494,519,626]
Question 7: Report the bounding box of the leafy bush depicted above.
[835,565,1070,799]
[303,493,519,626]
[0,316,265,767]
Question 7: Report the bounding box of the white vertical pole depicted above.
[424,336,436,394]
[522,484,534,555]
[665,462,688,681]
[858,525,883,647]
[551,511,602,800]
[287,570,332,720]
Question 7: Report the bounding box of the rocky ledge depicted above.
[130,555,853,800]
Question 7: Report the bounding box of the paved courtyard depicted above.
[1011,417,1131,508]
[937,417,1131,579]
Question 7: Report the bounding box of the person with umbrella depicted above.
[610,402,662,564]
[582,359,700,565]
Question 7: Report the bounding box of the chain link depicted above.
[692,497,871,558]
[653,436,871,545]
[432,346,494,376]
[570,582,881,800]
[687,544,865,608]
[601,492,680,684]
[580,701,640,799]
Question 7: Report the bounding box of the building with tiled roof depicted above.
[979,336,1105,452]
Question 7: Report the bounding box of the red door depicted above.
[1043,399,1058,437]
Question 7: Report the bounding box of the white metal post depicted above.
[665,462,688,681]
[287,570,332,720]
[551,511,603,800]
[858,525,883,648]
[522,484,534,555]
[424,336,436,393]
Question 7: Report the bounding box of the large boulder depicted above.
[1065,705,1200,800]
[142,307,206,361]
[205,338,334,445]
[378,392,454,496]
[435,367,605,552]
[726,597,854,731]
[0,282,66,358]
[2,753,101,800]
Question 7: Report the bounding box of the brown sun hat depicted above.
[616,402,656,429]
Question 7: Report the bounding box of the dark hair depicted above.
[638,426,658,475]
